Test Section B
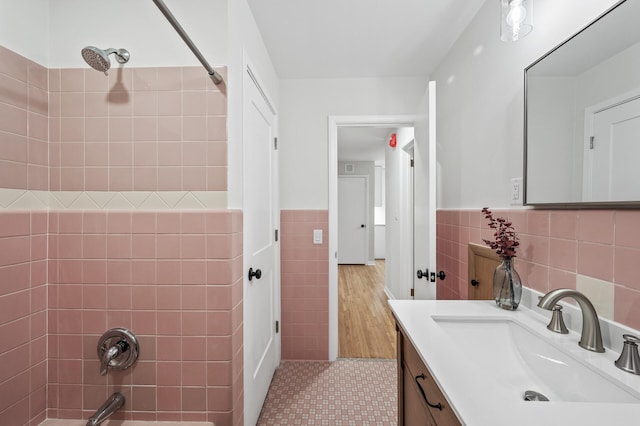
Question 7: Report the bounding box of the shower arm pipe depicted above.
[151,0,223,85]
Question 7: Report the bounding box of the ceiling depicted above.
[248,1,485,163]
[247,0,486,79]
[337,127,392,163]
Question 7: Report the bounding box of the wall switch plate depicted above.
[510,177,523,205]
[313,229,323,245]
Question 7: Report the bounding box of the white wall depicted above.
[0,0,49,65]
[433,0,620,209]
[48,0,228,68]
[279,77,427,209]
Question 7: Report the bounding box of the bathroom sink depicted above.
[433,316,640,403]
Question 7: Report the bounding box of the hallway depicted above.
[338,260,396,359]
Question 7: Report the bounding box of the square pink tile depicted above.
[157,286,181,310]
[577,210,614,244]
[615,285,640,331]
[181,336,206,361]
[614,246,640,290]
[131,260,156,285]
[548,238,577,272]
[577,242,614,282]
[182,285,206,310]
[615,210,640,249]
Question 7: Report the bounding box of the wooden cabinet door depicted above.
[397,324,461,426]
[403,365,437,425]
[468,243,500,300]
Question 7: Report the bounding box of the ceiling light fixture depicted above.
[501,0,533,42]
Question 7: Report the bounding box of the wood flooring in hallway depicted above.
[338,260,396,359]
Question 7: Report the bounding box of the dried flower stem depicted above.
[481,207,519,259]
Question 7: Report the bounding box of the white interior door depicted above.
[413,81,437,300]
[338,175,368,264]
[587,96,640,201]
[243,65,279,426]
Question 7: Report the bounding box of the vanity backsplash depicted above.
[436,209,640,331]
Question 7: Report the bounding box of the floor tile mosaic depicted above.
[257,359,397,425]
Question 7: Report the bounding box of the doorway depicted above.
[328,84,438,361]
[335,122,416,359]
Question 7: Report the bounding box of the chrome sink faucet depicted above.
[537,288,605,353]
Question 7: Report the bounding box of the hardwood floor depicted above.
[338,260,396,359]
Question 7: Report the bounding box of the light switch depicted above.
[313,229,323,245]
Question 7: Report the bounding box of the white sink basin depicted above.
[433,316,640,403]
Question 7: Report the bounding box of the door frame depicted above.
[338,174,370,264]
[328,114,417,361]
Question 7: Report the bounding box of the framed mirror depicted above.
[524,0,640,206]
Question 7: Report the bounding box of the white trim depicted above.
[328,114,417,361]
[246,64,277,116]
[384,286,396,301]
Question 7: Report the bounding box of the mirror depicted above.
[524,0,640,206]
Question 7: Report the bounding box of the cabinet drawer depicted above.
[402,336,461,426]
[403,363,438,426]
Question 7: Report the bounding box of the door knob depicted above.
[471,279,479,287]
[429,270,446,282]
[417,269,427,279]
[248,267,262,281]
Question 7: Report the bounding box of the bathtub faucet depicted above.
[86,392,125,426]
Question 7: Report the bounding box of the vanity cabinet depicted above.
[397,324,461,426]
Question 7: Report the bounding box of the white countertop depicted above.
[389,300,640,426]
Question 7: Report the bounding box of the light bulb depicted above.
[507,1,526,25]
[501,0,533,42]
[507,0,526,39]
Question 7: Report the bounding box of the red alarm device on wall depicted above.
[389,133,397,148]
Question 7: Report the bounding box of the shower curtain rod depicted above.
[152,0,223,85]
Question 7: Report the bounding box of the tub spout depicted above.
[86,392,125,426]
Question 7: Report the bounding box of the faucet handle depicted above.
[546,305,569,334]
[615,334,640,375]
[97,328,139,376]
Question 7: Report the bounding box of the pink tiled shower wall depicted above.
[436,209,640,331]
[0,46,49,190]
[0,211,48,426]
[0,45,228,192]
[280,210,329,360]
[47,210,243,425]
[49,66,228,191]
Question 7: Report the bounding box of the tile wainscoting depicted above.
[436,209,640,331]
[280,210,329,360]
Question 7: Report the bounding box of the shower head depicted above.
[81,46,130,75]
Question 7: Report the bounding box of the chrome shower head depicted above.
[81,46,130,75]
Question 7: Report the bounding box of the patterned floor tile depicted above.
[257,359,397,425]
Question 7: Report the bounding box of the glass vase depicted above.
[493,257,522,310]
